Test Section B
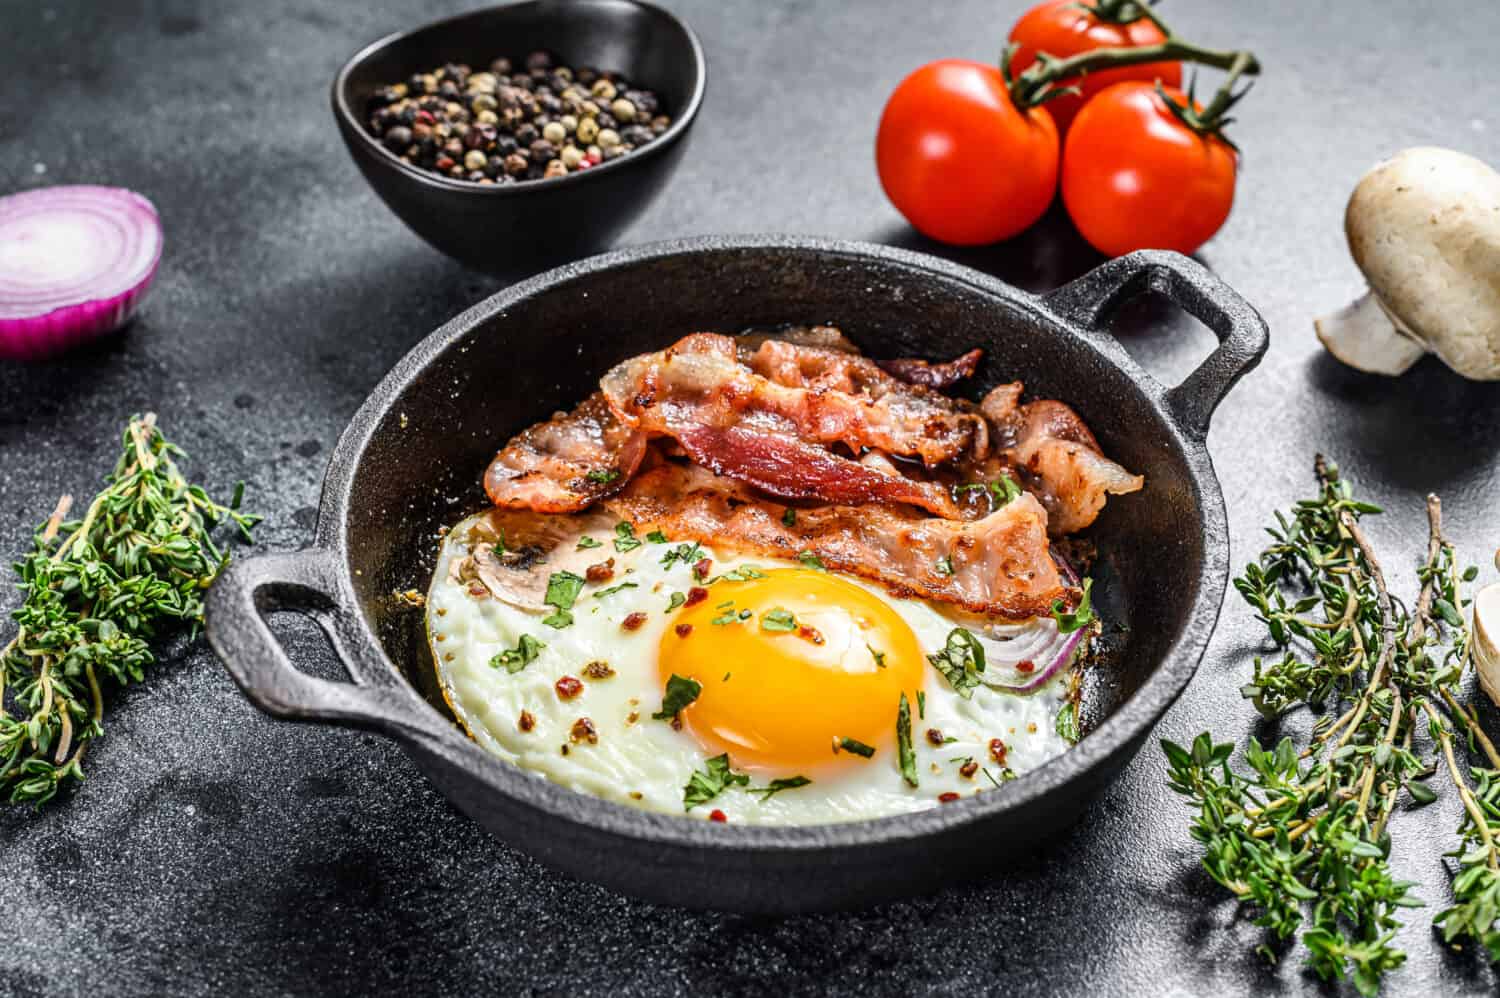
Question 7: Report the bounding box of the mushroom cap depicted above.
[1346,146,1500,380]
[1475,582,1500,708]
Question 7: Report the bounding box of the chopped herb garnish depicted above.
[934,555,954,576]
[782,508,797,527]
[982,766,1016,789]
[666,591,686,612]
[928,627,987,698]
[916,690,926,718]
[652,674,703,722]
[683,753,749,811]
[761,607,798,632]
[1050,578,1095,634]
[868,644,887,668]
[715,599,734,609]
[715,565,768,583]
[586,468,620,483]
[797,549,826,571]
[956,474,1023,509]
[541,570,585,628]
[575,535,602,550]
[748,776,813,802]
[711,605,739,625]
[613,521,642,553]
[593,581,639,599]
[897,693,918,788]
[490,634,545,673]
[834,736,876,759]
[1055,700,1080,744]
[723,672,731,682]
[645,529,669,543]
[661,542,704,569]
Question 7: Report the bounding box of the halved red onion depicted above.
[982,618,1086,695]
[0,185,163,360]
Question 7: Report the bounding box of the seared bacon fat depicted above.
[484,393,647,513]
[600,333,985,468]
[981,384,1144,535]
[604,463,1065,619]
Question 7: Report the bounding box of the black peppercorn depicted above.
[503,152,528,176]
[526,50,553,71]
[621,125,653,147]
[495,135,518,156]
[382,125,412,152]
[529,139,557,161]
[490,56,512,75]
[514,122,539,145]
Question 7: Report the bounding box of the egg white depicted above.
[427,513,1077,825]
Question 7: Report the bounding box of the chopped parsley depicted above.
[928,627,987,699]
[781,507,797,527]
[956,474,1023,509]
[1055,700,1080,744]
[747,776,813,802]
[714,565,768,583]
[897,693,918,787]
[934,555,954,576]
[489,634,545,674]
[868,644,887,669]
[661,542,704,569]
[834,736,876,759]
[575,535,602,550]
[760,607,798,632]
[797,549,826,571]
[666,591,686,612]
[984,766,1017,788]
[1050,578,1095,634]
[586,468,620,483]
[592,581,639,599]
[916,690,926,718]
[646,529,669,543]
[652,674,703,722]
[613,521,642,553]
[683,753,750,811]
[542,570,585,628]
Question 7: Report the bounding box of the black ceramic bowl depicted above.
[205,237,1266,913]
[331,1,706,274]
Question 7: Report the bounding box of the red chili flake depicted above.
[569,717,598,745]
[989,738,1008,766]
[938,792,961,804]
[709,809,728,823]
[959,760,979,779]
[467,583,488,598]
[555,676,583,700]
[621,611,648,631]
[1016,659,1036,674]
[414,109,436,125]
[693,557,712,581]
[675,623,694,638]
[517,710,535,732]
[586,558,616,583]
[925,728,945,747]
[684,586,708,608]
[435,155,455,171]
[798,625,825,645]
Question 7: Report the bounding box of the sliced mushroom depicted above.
[1315,147,1500,381]
[1475,582,1500,708]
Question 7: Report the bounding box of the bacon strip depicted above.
[981,384,1143,535]
[600,333,984,467]
[484,393,647,513]
[604,463,1064,619]
[876,348,983,390]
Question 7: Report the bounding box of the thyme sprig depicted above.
[0,414,260,806]
[1164,457,1498,994]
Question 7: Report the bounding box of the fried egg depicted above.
[427,513,1081,825]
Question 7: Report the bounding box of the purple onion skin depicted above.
[987,628,1086,695]
[0,271,158,360]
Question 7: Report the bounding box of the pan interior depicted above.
[339,246,1203,747]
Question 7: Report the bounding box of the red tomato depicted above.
[1007,0,1182,135]
[1061,82,1237,257]
[876,59,1059,245]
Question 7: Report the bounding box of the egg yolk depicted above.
[659,569,925,772]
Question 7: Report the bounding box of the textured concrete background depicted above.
[3,0,1500,995]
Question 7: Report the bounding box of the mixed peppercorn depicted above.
[365,50,671,184]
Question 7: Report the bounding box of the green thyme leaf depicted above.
[575,535,602,550]
[613,521,642,552]
[683,753,749,811]
[1050,578,1095,635]
[652,673,702,722]
[897,693,918,788]
[586,468,620,483]
[797,550,826,571]
[834,736,876,758]
[761,608,798,632]
[592,581,639,599]
[747,776,812,801]
[491,634,545,674]
[646,529,669,543]
[928,628,986,698]
[868,644,887,668]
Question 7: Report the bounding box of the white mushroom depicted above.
[1475,582,1500,707]
[1315,147,1500,380]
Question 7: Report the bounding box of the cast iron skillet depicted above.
[204,237,1266,913]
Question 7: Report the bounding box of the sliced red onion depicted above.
[982,618,1086,695]
[0,185,162,360]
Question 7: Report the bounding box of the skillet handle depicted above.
[205,548,448,746]
[1042,250,1268,440]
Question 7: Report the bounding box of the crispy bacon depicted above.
[483,393,647,513]
[604,463,1064,619]
[875,348,984,390]
[600,333,984,468]
[981,383,1143,535]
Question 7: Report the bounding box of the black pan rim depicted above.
[301,234,1231,852]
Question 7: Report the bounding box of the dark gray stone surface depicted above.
[2,1,1499,994]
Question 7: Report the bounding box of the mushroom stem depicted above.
[1474,583,1500,708]
[1314,291,1427,376]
